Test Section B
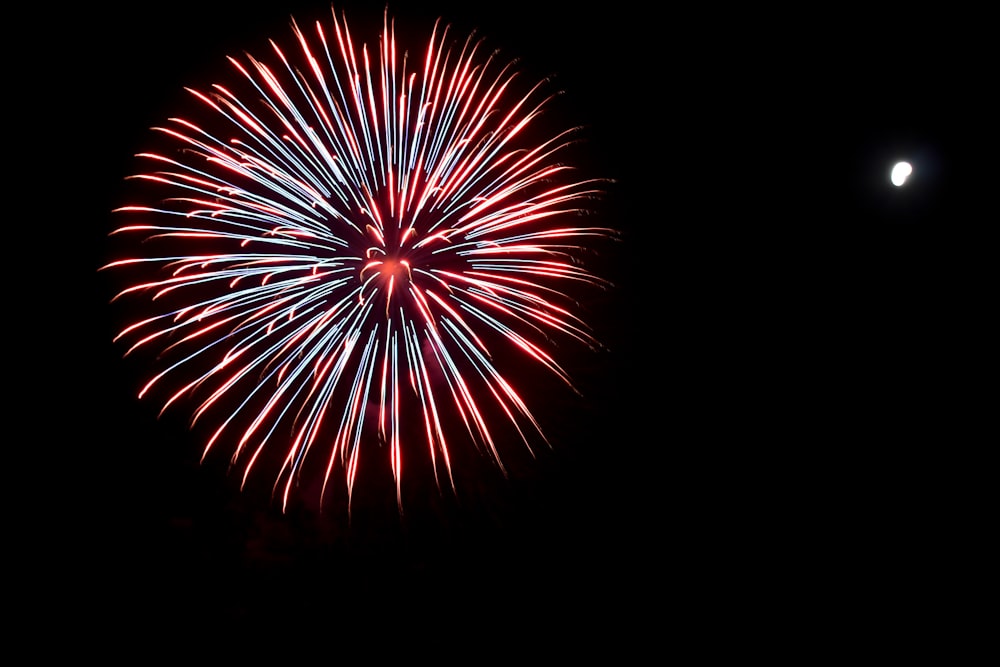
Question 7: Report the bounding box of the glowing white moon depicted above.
[891,161,912,186]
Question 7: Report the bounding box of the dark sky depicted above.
[38,0,991,652]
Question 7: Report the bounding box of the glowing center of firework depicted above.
[379,258,410,280]
[367,256,413,288]
[359,254,414,306]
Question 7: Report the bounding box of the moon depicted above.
[891,161,912,186]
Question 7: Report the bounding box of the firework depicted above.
[105,7,615,513]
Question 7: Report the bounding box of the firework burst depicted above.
[105,6,616,514]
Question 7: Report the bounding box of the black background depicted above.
[27,0,992,654]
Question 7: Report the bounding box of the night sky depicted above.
[38,0,991,653]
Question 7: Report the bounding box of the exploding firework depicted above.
[105,6,616,513]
